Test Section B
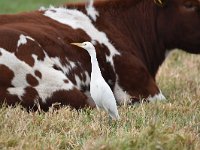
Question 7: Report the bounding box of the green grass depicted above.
[0,1,200,150]
[0,0,82,14]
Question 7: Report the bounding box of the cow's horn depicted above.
[154,0,165,6]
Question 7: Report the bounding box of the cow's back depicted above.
[0,10,100,110]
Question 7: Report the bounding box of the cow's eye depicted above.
[184,1,193,8]
[184,1,198,11]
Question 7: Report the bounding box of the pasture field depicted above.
[0,1,200,149]
[0,0,82,14]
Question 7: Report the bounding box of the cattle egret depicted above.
[71,42,120,120]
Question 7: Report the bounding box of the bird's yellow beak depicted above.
[71,43,82,48]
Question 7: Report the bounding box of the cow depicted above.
[0,0,199,111]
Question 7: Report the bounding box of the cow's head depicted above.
[157,0,200,53]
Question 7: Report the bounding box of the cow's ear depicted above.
[154,0,166,7]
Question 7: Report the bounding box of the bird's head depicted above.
[71,42,96,55]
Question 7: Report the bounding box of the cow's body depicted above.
[0,0,199,111]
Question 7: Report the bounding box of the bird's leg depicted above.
[99,111,102,131]
[108,116,112,127]
[96,106,102,130]
[108,116,118,130]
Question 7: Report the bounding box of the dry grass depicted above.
[0,1,200,149]
[0,50,200,150]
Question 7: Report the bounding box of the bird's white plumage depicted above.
[71,42,120,120]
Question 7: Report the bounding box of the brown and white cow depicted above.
[0,0,199,111]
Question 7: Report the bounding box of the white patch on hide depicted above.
[69,61,76,69]
[51,57,77,75]
[114,76,132,105]
[74,74,82,89]
[86,0,99,21]
[84,71,91,86]
[84,91,95,107]
[32,54,74,103]
[0,48,31,98]
[17,34,35,48]
[39,6,46,11]
[43,7,120,69]
[74,71,90,90]
[0,47,75,102]
[16,34,35,52]
[17,35,27,48]
[8,87,25,99]
[148,91,166,102]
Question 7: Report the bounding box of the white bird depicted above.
[71,41,120,120]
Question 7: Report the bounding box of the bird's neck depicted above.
[90,54,102,78]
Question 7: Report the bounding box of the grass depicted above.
[0,1,200,150]
[0,0,82,14]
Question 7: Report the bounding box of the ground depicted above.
[0,1,200,150]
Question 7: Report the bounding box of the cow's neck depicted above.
[96,0,166,78]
